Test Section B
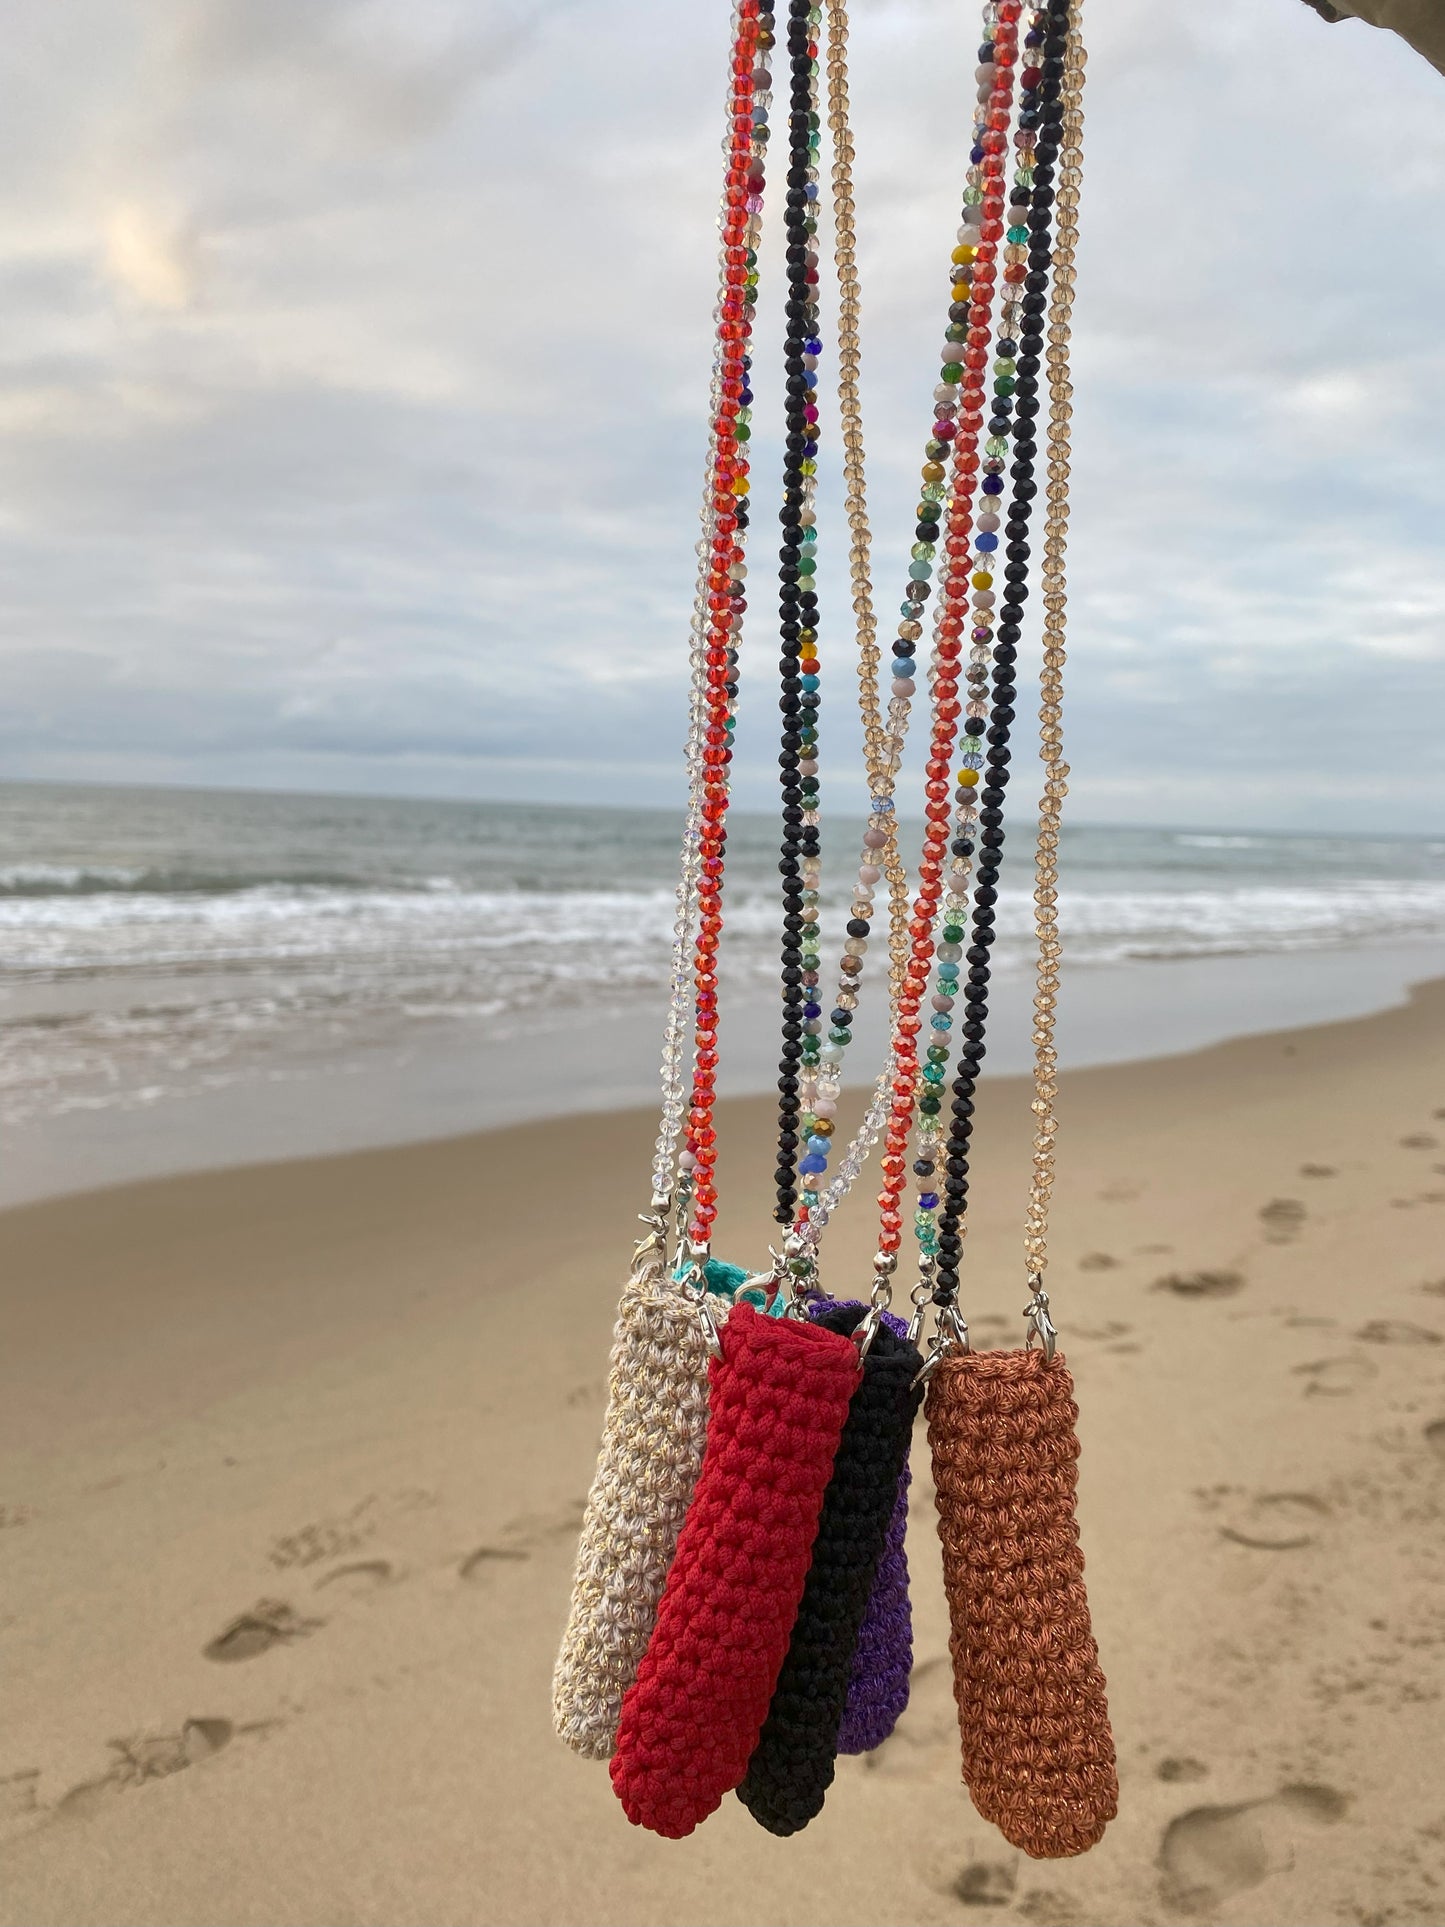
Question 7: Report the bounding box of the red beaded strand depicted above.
[874,4,1021,1257]
[686,0,765,1249]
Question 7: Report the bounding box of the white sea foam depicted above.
[2,784,1443,1133]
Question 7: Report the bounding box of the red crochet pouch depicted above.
[926,1347,1118,1858]
[610,1301,859,1838]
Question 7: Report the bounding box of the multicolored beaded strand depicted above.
[909,0,1048,1310]
[928,5,1064,1322]
[780,0,1023,1269]
[849,0,1023,1327]
[770,0,910,1268]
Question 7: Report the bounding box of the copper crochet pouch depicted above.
[926,1347,1117,1857]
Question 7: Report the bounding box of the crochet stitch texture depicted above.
[806,1298,916,1757]
[738,1302,923,1832]
[837,1452,913,1755]
[610,1303,858,1837]
[552,1272,714,1759]
[926,1348,1118,1857]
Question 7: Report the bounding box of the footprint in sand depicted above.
[458,1546,530,1583]
[1157,1757,1208,1783]
[314,1560,395,1595]
[1217,1491,1330,1551]
[1294,1356,1377,1397]
[0,1770,40,1822]
[1071,1320,1134,1344]
[203,1600,321,1663]
[1259,1198,1306,1245]
[1356,1319,1442,1347]
[1158,1783,1347,1910]
[1401,1134,1439,1151]
[1153,1270,1244,1299]
[56,1720,237,1819]
[1015,1889,1076,1927]
[945,1860,1018,1907]
[1299,1163,1337,1179]
[1078,1252,1120,1272]
[1137,1242,1173,1256]
[1425,1420,1445,1461]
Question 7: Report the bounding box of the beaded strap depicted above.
[929,1,1068,1315]
[1022,1,1084,1292]
[680,0,770,1251]
[771,0,826,1225]
[651,9,773,1237]
[791,0,1025,1268]
[841,3,1025,1325]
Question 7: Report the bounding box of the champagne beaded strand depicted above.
[1020,4,1084,1338]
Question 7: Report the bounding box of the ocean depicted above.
[3,781,1444,1203]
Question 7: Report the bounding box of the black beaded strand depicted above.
[773,0,823,1227]
[932,0,1071,1310]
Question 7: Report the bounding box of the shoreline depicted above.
[2,980,1445,1924]
[5,937,1443,1211]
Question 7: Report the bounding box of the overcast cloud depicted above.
[0,0,1441,830]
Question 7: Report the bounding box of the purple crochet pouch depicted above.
[808,1296,915,1754]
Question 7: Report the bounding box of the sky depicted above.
[0,0,1442,831]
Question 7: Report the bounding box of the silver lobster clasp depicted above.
[1023,1282,1058,1363]
[911,1302,970,1390]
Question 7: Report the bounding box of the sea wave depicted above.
[3,874,1444,984]
[0,862,460,899]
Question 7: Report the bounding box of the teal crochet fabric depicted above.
[674,1257,785,1317]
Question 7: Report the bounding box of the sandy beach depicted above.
[3,978,1445,1926]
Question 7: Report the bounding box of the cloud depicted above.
[0,0,1439,830]
[103,204,198,307]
